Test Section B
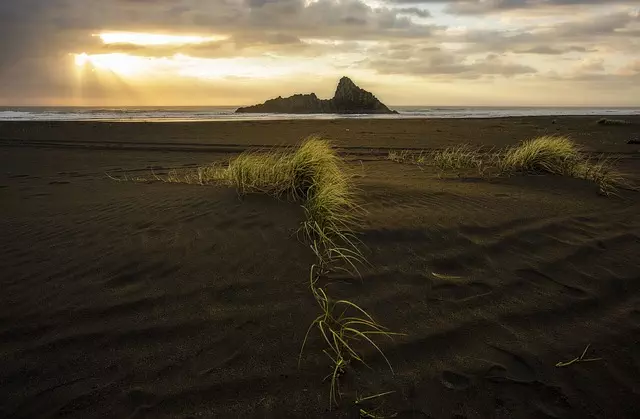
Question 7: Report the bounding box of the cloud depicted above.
[1,0,639,105]
[387,0,640,15]
[396,7,432,18]
[514,45,592,54]
[0,0,437,102]
[618,59,640,75]
[367,46,537,78]
[437,9,640,54]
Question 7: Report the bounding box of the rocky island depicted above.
[235,77,397,114]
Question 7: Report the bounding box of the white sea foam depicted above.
[0,107,638,122]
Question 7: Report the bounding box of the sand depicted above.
[1,117,640,418]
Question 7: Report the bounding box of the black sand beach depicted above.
[1,117,640,418]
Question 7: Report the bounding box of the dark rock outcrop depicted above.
[236,77,397,114]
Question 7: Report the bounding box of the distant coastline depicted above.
[0,106,638,122]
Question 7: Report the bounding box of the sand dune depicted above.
[1,118,639,418]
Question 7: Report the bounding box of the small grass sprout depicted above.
[556,344,603,368]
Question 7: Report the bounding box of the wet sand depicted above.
[1,117,640,418]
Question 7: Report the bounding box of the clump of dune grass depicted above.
[114,139,401,407]
[388,145,490,177]
[387,150,414,164]
[569,157,628,196]
[221,138,398,407]
[500,135,628,195]
[388,136,630,196]
[498,135,581,175]
[224,151,293,195]
[431,145,486,175]
[597,118,631,126]
[224,138,363,271]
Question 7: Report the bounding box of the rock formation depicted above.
[235,77,397,114]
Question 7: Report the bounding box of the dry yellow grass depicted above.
[127,137,395,408]
[389,136,629,195]
[498,135,581,175]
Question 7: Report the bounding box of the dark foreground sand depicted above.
[1,117,640,418]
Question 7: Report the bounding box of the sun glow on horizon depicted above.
[72,50,364,81]
[74,53,155,76]
[96,32,228,46]
[74,53,90,67]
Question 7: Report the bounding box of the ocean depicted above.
[0,106,638,122]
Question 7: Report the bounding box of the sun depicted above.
[74,53,90,67]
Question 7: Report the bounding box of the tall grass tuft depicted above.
[224,138,363,270]
[225,151,294,195]
[498,136,629,195]
[498,135,581,175]
[223,138,398,407]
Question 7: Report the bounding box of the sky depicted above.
[0,0,639,107]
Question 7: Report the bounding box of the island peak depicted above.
[236,77,396,114]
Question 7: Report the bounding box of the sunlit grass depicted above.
[115,137,397,408]
[388,135,630,196]
[498,135,581,175]
[499,136,628,195]
[388,145,490,177]
[223,138,363,271]
[431,145,485,175]
[223,138,397,407]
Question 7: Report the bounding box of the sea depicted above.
[0,106,638,122]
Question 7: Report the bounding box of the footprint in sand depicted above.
[483,345,536,384]
[441,370,471,390]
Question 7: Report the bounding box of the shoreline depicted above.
[1,113,639,123]
[2,116,639,153]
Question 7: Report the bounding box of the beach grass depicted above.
[224,138,396,407]
[498,135,581,175]
[224,138,363,270]
[499,136,626,195]
[597,118,631,126]
[431,145,485,174]
[388,135,629,195]
[300,264,398,407]
[129,137,395,407]
[388,145,488,176]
